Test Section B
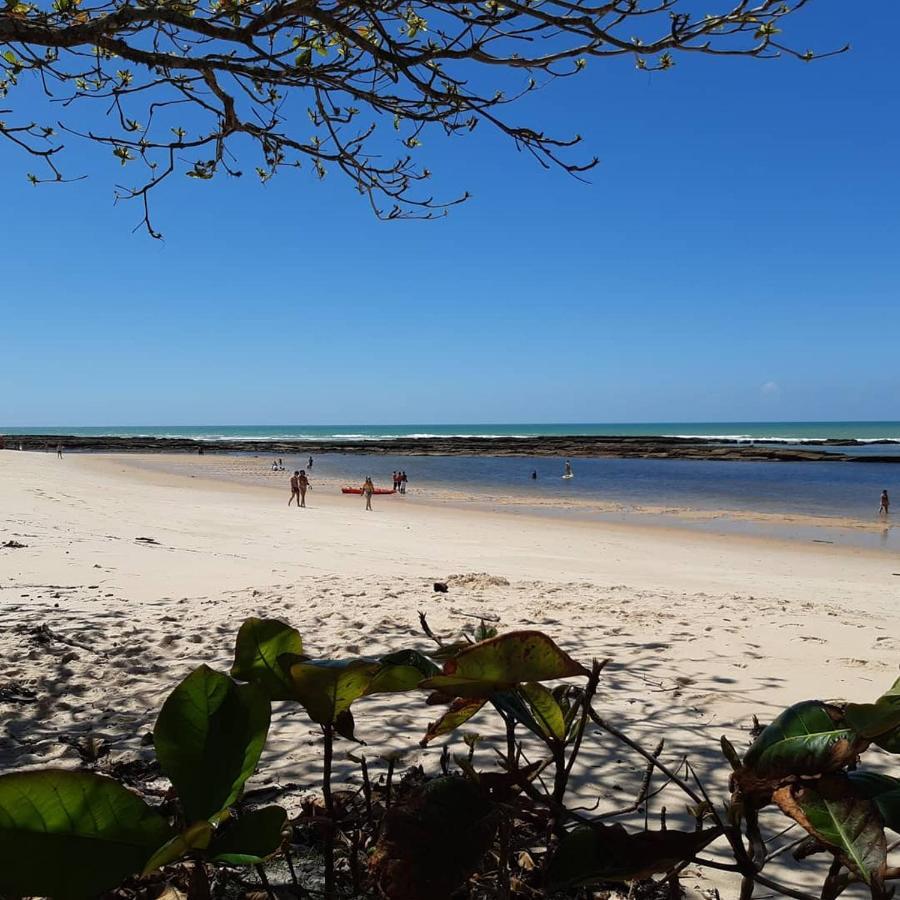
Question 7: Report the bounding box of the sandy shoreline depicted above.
[120,451,898,550]
[2,450,899,893]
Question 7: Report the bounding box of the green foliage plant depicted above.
[2,615,900,899]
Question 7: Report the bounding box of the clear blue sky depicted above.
[2,3,897,426]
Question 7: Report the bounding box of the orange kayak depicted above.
[341,486,396,495]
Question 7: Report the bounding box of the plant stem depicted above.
[360,755,372,824]
[284,848,309,898]
[322,723,336,900]
[588,709,703,805]
[256,864,277,900]
[504,712,516,770]
[385,757,395,809]
[349,827,362,895]
[497,814,511,900]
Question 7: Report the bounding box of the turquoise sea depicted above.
[3,421,900,442]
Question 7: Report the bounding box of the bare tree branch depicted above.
[0,0,845,235]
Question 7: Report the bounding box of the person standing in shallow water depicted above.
[363,476,375,511]
[880,490,890,516]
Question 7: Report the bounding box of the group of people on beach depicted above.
[392,471,408,494]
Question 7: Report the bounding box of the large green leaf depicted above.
[773,776,886,887]
[378,648,441,677]
[520,682,565,741]
[546,823,719,890]
[366,649,440,695]
[231,617,304,701]
[282,657,380,724]
[874,728,900,753]
[419,631,588,698]
[848,773,900,833]
[0,769,173,900]
[210,806,287,865]
[154,665,271,822]
[490,690,544,738]
[143,820,213,873]
[741,701,864,780]
[421,697,488,745]
[845,677,900,739]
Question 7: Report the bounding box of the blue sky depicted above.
[2,3,898,426]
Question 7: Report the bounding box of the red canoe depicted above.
[341,486,396,495]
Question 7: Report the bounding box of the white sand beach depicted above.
[1,450,898,892]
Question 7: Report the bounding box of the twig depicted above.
[587,709,703,805]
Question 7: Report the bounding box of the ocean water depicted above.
[280,452,899,523]
[3,421,900,443]
[5,423,898,541]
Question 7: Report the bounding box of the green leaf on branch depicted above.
[421,696,488,745]
[845,677,900,739]
[143,819,213,873]
[153,665,271,822]
[0,769,173,900]
[379,648,441,677]
[740,701,865,782]
[875,727,900,753]
[773,775,886,887]
[366,649,439,695]
[231,617,304,700]
[848,772,900,833]
[210,806,287,865]
[419,630,588,698]
[520,682,565,740]
[546,823,720,890]
[281,657,380,724]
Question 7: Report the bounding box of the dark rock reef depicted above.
[4,433,899,462]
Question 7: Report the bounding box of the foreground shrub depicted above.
[1,613,899,898]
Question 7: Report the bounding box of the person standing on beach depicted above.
[880,490,890,516]
[400,471,408,494]
[392,471,398,492]
[297,470,310,507]
[363,476,375,511]
[56,444,63,459]
[289,471,302,506]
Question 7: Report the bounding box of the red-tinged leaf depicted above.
[421,697,487,745]
[420,631,587,698]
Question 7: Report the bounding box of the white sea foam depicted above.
[663,434,900,444]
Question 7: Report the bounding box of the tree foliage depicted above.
[0,0,844,235]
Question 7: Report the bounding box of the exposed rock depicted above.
[4,432,899,462]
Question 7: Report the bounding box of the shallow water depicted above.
[271,453,899,523]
